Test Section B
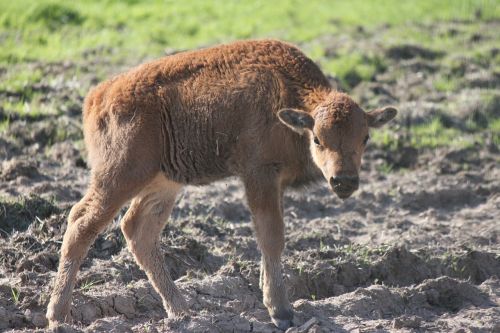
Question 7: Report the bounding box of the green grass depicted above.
[10,287,20,305]
[0,195,60,235]
[410,118,469,148]
[491,118,500,132]
[1,99,57,120]
[433,75,460,92]
[490,118,500,146]
[323,53,387,88]
[0,68,43,98]
[0,0,498,64]
[330,243,393,266]
[370,116,494,151]
[78,279,103,292]
[0,118,10,133]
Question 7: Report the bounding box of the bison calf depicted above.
[47,39,397,330]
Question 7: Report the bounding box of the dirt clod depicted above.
[1,159,40,181]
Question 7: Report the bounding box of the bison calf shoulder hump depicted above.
[47,39,397,330]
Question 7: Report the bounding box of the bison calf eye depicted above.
[363,135,370,145]
[313,136,321,146]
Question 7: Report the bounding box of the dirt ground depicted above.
[0,21,499,332]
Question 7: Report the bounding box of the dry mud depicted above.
[0,21,499,332]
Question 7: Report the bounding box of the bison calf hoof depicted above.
[270,308,294,330]
[46,309,71,329]
[164,296,189,319]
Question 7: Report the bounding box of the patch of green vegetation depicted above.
[323,53,387,88]
[0,0,497,64]
[433,75,460,92]
[386,25,454,53]
[0,68,43,101]
[471,47,500,68]
[376,161,394,174]
[443,252,467,274]
[78,279,103,292]
[1,99,54,120]
[10,287,20,305]
[490,118,500,146]
[0,195,60,236]
[27,3,85,31]
[370,114,498,150]
[0,66,60,121]
[410,118,468,148]
[333,243,392,266]
[490,118,500,132]
[0,118,10,133]
[2,100,30,116]
[479,91,500,117]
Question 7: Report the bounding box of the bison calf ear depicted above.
[278,108,314,135]
[367,106,398,128]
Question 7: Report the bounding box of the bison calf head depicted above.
[278,92,397,199]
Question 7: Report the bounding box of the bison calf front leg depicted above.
[245,175,293,330]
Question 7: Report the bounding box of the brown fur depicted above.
[47,39,397,329]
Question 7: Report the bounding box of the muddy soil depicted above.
[0,21,499,332]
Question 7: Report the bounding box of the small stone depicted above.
[31,311,48,327]
[113,294,136,318]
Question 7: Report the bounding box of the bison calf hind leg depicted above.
[47,177,138,326]
[120,175,187,317]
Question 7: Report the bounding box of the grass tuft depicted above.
[10,287,20,305]
[0,195,60,236]
[0,0,498,64]
[28,3,85,31]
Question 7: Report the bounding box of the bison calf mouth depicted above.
[334,189,356,199]
[330,175,359,199]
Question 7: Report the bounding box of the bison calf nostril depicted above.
[330,175,359,191]
[331,177,341,187]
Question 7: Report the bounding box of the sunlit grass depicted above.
[0,118,10,133]
[490,118,500,146]
[433,75,460,93]
[371,117,488,150]
[0,68,44,100]
[0,97,59,119]
[323,53,387,88]
[0,0,498,64]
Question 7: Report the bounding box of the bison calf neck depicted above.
[47,40,397,330]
